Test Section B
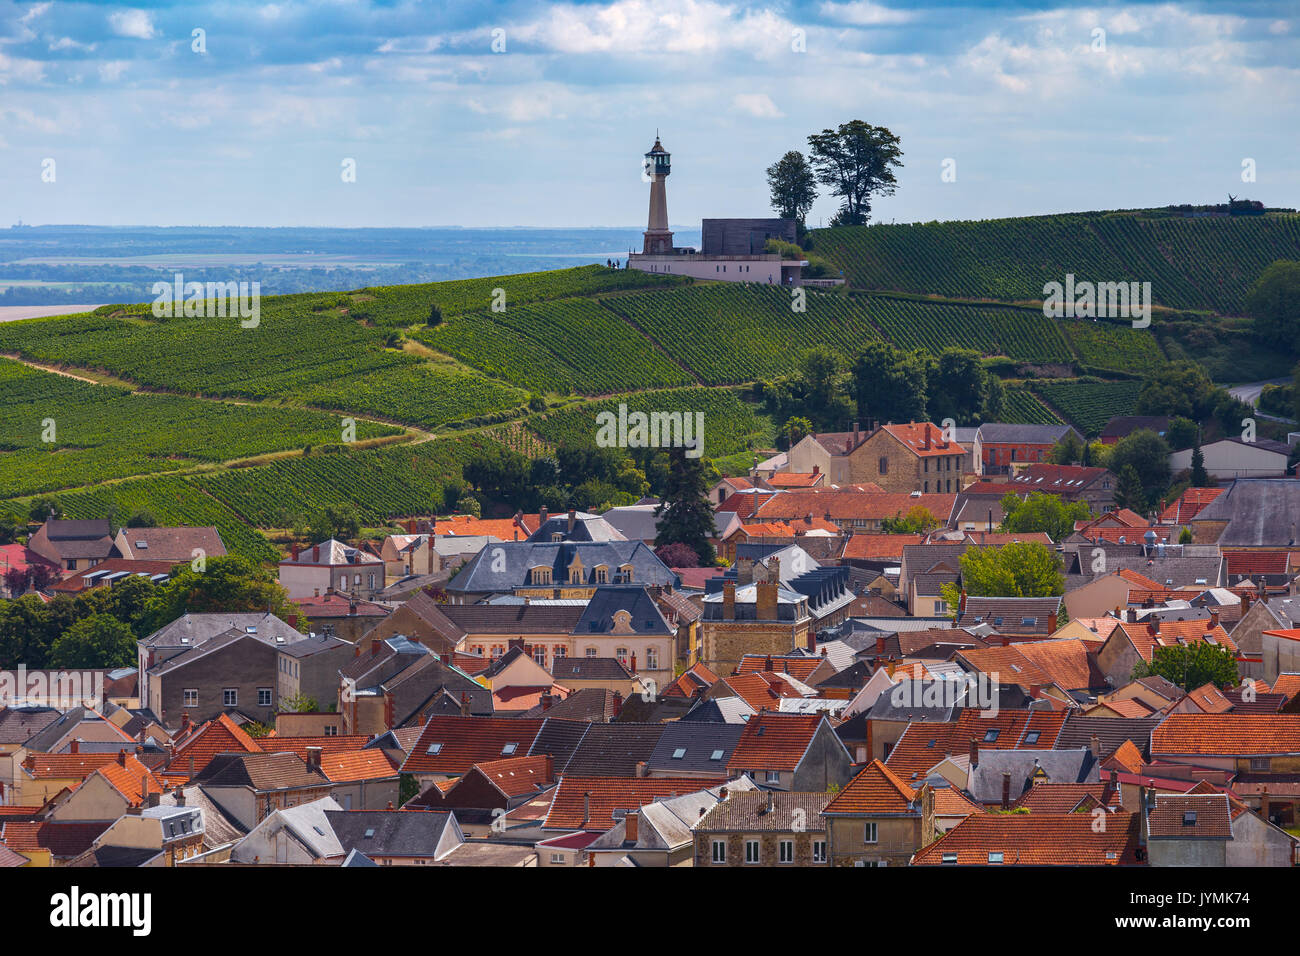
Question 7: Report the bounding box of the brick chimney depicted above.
[312,544,320,562]
[969,737,979,769]
[306,746,323,772]
[460,692,470,717]
[69,738,79,755]
[635,760,648,778]
[543,754,554,782]
[625,809,639,844]
[756,580,778,621]
[1001,772,1011,810]
[723,581,736,621]
[1209,610,1220,630]
[175,785,186,807]
[1047,610,1058,633]
[581,791,592,828]
[539,506,549,528]
[179,712,191,735]
[567,508,576,534]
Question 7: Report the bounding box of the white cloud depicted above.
[49,37,97,52]
[99,60,129,82]
[732,92,782,117]
[108,10,157,40]
[819,2,912,27]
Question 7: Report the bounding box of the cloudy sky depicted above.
[1,0,1296,227]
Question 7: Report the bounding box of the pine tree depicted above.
[1115,463,1147,514]
[654,447,717,566]
[1191,431,1209,487]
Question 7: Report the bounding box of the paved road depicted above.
[1229,378,1293,423]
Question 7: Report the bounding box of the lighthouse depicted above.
[641,135,674,255]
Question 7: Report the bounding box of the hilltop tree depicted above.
[807,121,903,226]
[926,349,986,425]
[1136,361,1217,421]
[1246,259,1300,351]
[765,150,818,228]
[654,447,717,566]
[880,506,938,534]
[781,416,813,450]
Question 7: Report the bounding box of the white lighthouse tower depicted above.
[641,135,675,255]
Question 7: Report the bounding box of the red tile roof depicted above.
[319,749,400,783]
[1012,782,1123,813]
[469,755,556,798]
[823,760,917,815]
[97,753,166,804]
[1159,487,1224,524]
[23,752,123,780]
[166,713,263,779]
[882,422,963,458]
[841,533,925,562]
[400,716,545,775]
[1112,618,1237,663]
[912,812,1142,865]
[0,821,109,859]
[736,655,824,682]
[1223,550,1292,576]
[1102,740,1146,775]
[756,491,958,523]
[716,673,807,712]
[257,735,371,759]
[728,713,825,774]
[1152,714,1300,756]
[765,472,825,489]
[544,776,725,830]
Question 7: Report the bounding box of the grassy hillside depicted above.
[812,210,1300,316]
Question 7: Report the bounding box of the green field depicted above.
[863,296,1072,364]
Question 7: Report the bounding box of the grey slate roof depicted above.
[978,423,1079,444]
[325,809,458,858]
[966,748,1098,804]
[448,540,677,593]
[549,657,634,682]
[0,705,61,745]
[646,722,745,774]
[140,612,303,651]
[1055,715,1163,758]
[1192,478,1300,547]
[527,512,627,543]
[527,717,592,769]
[561,723,667,776]
[575,586,674,636]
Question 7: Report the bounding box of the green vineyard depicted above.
[813,211,1300,316]
[1031,379,1143,436]
[863,296,1073,364]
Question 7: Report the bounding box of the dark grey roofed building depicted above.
[324,809,462,861]
[549,657,635,683]
[1056,715,1163,757]
[977,423,1082,445]
[1100,416,1170,443]
[1062,545,1224,591]
[575,586,674,637]
[966,748,1098,805]
[0,705,61,745]
[561,723,667,776]
[527,716,592,771]
[1190,478,1300,547]
[447,540,677,597]
[526,511,627,543]
[646,722,744,776]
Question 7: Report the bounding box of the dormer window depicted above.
[619,564,634,583]
[595,566,609,584]
[531,567,552,586]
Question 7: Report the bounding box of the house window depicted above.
[223,688,238,707]
[864,822,878,844]
[878,457,888,475]
[353,573,361,587]
[553,646,567,659]
[1024,731,1041,745]
[324,725,338,736]
[569,566,583,584]
[616,648,629,666]
[491,645,504,658]
[531,567,552,586]
[183,689,198,707]
[646,647,659,671]
[812,840,826,863]
[1250,757,1271,772]
[258,688,272,707]
[551,853,565,865]
[765,771,781,784]
[778,840,794,864]
[595,566,609,584]
[533,645,547,666]
[711,840,727,863]
[619,565,634,583]
[745,840,760,864]
[586,647,598,657]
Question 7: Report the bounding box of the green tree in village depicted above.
[1190,433,1210,487]
[880,506,939,534]
[654,446,717,566]
[781,416,813,450]
[47,613,137,669]
[141,555,304,636]
[1046,431,1086,466]
[1108,429,1172,507]
[1113,463,1148,513]
[947,542,1066,599]
[851,341,928,425]
[1000,492,1092,542]
[926,349,986,426]
[1134,642,1239,690]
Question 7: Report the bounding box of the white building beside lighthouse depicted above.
[627,135,808,286]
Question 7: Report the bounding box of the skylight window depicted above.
[1024,731,1040,744]
[502,743,518,755]
[313,825,325,836]
[983,729,1000,742]
[426,742,443,755]
[672,748,687,759]
[364,828,375,838]
[710,749,725,761]
[1183,811,1197,826]
[988,852,1004,864]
